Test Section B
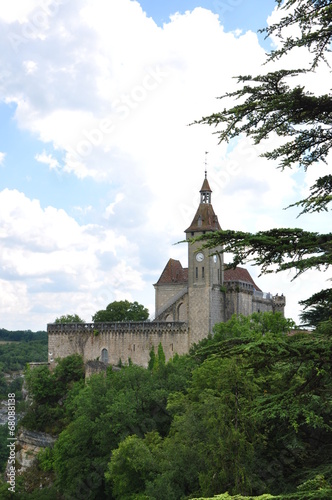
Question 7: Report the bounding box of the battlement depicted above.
[47,321,187,335]
[47,321,189,369]
[272,294,286,308]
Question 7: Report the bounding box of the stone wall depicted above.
[224,288,252,321]
[223,285,282,321]
[188,285,211,345]
[48,322,189,369]
[211,285,224,327]
[154,283,186,315]
[155,292,188,322]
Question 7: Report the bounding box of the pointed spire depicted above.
[200,173,212,204]
[185,172,220,234]
[200,152,212,203]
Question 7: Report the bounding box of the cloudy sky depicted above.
[0,0,330,330]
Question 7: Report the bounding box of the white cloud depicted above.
[0,152,5,165]
[104,193,125,218]
[35,151,60,171]
[0,1,330,328]
[0,0,42,23]
[0,189,145,329]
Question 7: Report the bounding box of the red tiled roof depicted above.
[224,266,262,292]
[155,259,188,285]
[155,260,261,291]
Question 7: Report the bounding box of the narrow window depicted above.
[202,267,205,279]
[195,267,198,279]
[101,348,108,364]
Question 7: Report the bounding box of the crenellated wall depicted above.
[48,322,189,369]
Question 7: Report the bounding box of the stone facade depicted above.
[48,321,189,369]
[47,173,286,369]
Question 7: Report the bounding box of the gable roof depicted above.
[224,266,262,292]
[155,258,188,285]
[156,259,261,292]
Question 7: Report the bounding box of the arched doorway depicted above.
[101,348,109,364]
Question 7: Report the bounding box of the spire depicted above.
[200,171,212,204]
[185,172,220,234]
[200,153,212,203]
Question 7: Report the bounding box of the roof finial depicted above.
[204,151,208,179]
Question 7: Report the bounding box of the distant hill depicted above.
[0,329,47,343]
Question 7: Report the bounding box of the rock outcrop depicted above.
[15,428,56,472]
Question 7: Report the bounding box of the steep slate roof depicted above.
[185,204,221,233]
[185,174,221,233]
[200,177,212,193]
[224,266,262,292]
[155,258,188,285]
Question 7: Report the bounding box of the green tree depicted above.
[105,432,162,499]
[92,300,149,322]
[54,314,85,323]
[192,317,332,495]
[299,288,332,327]
[195,0,332,322]
[21,354,85,433]
[52,357,194,499]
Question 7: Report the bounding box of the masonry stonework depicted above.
[48,322,189,369]
[47,174,286,370]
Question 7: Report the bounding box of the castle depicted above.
[48,174,285,370]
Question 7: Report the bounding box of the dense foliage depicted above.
[194,0,332,324]
[0,331,48,475]
[0,340,47,375]
[92,300,149,322]
[0,329,47,342]
[21,354,85,434]
[54,314,85,324]
[7,312,331,499]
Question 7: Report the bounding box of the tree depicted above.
[195,0,332,323]
[92,300,149,322]
[21,354,85,433]
[52,359,193,498]
[105,432,162,499]
[54,314,85,323]
[299,288,332,327]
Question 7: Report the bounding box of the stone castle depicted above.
[48,174,285,369]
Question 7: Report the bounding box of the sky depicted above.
[0,0,331,331]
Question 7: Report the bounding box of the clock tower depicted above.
[185,172,224,344]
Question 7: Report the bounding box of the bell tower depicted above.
[185,172,224,344]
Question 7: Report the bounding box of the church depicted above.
[47,174,285,369]
[153,172,285,345]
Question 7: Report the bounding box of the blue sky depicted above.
[0,0,330,330]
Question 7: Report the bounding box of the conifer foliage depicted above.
[195,0,332,326]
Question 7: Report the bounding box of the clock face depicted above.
[196,252,204,262]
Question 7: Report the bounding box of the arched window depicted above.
[177,302,187,322]
[101,348,109,364]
